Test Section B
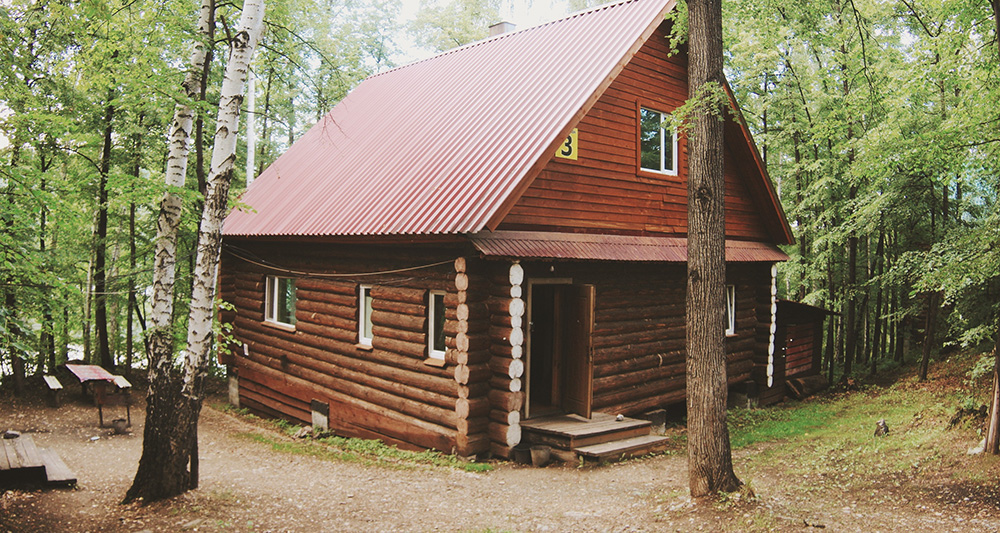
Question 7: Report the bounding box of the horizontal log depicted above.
[454,363,490,385]
[592,327,676,349]
[489,314,524,328]
[488,422,521,449]
[456,302,489,322]
[372,335,427,360]
[372,298,425,317]
[453,332,490,353]
[300,310,355,332]
[455,273,469,291]
[371,285,426,305]
[595,303,685,323]
[489,343,523,359]
[488,357,524,379]
[594,350,685,379]
[489,326,523,347]
[489,409,520,426]
[455,417,489,437]
[295,299,356,321]
[487,389,524,412]
[372,324,425,345]
[296,288,355,308]
[593,314,685,337]
[371,309,426,334]
[454,256,466,273]
[487,297,524,318]
[455,433,490,457]
[594,338,685,364]
[445,348,490,367]
[490,442,513,459]
[294,277,357,295]
[457,382,490,400]
[455,397,490,419]
[593,359,685,393]
[232,296,262,315]
[294,320,359,345]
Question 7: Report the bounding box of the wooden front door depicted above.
[561,284,594,418]
[526,283,594,419]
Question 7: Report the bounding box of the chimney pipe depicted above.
[489,22,516,37]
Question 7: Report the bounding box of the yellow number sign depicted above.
[555,128,578,160]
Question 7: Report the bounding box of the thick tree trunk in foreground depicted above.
[124,0,216,504]
[685,0,741,498]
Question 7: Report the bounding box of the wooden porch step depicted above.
[521,412,653,449]
[575,434,672,462]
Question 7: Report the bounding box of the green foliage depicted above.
[408,0,501,52]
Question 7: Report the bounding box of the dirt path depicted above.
[2,381,999,532]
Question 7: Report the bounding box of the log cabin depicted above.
[762,300,836,405]
[219,0,794,460]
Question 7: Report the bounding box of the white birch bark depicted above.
[182,0,266,398]
[149,0,214,349]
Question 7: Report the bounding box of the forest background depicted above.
[1,0,998,400]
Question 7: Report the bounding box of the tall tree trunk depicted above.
[985,307,1000,455]
[918,292,939,382]
[125,0,263,503]
[95,87,116,369]
[869,230,885,376]
[125,0,216,504]
[685,0,740,498]
[126,114,144,375]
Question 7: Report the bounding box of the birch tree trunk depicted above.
[180,0,265,488]
[685,0,741,498]
[124,0,217,504]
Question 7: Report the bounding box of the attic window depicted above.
[265,276,296,327]
[639,107,678,175]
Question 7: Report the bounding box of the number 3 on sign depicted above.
[555,128,578,160]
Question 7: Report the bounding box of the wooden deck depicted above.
[520,412,670,463]
[0,434,76,488]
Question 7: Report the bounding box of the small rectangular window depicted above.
[639,107,678,175]
[265,276,296,327]
[428,291,446,360]
[725,285,736,336]
[359,285,373,346]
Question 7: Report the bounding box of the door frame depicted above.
[524,278,573,419]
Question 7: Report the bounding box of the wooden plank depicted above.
[575,434,671,461]
[38,447,77,487]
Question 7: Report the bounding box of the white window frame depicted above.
[264,275,296,327]
[358,285,373,346]
[427,291,446,360]
[725,284,736,336]
[639,107,678,176]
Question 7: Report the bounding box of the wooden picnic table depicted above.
[64,364,132,428]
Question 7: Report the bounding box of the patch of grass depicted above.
[231,427,494,473]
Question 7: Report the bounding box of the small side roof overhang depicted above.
[468,231,789,262]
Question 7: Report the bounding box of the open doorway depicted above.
[525,281,594,419]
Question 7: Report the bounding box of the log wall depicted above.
[220,241,472,453]
[752,264,784,406]
[485,261,525,458]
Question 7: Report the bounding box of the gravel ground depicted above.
[2,377,999,532]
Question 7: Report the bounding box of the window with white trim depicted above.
[725,284,736,336]
[358,285,373,346]
[427,291,446,360]
[639,107,678,175]
[265,276,296,326]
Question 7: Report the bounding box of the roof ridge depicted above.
[367,0,643,81]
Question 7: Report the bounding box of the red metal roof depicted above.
[223,0,676,237]
[469,231,790,262]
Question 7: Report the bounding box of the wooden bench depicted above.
[43,375,63,408]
